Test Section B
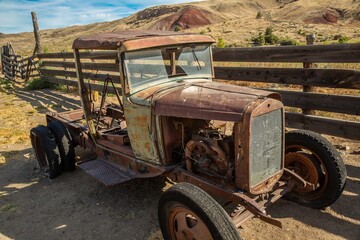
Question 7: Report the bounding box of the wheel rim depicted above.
[285,145,327,199]
[167,205,212,240]
[31,132,50,176]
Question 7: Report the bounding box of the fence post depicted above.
[0,46,3,75]
[31,12,43,54]
[302,34,316,115]
[62,50,70,92]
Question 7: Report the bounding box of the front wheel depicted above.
[285,130,347,209]
[158,183,241,240]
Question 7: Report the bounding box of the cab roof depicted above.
[72,30,215,51]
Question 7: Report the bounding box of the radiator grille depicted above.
[249,109,282,187]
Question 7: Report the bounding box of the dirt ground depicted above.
[0,86,359,240]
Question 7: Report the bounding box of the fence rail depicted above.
[1,43,359,140]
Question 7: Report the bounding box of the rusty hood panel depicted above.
[154,82,281,121]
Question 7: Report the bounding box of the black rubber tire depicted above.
[30,125,62,179]
[285,130,347,209]
[158,182,241,240]
[48,121,75,171]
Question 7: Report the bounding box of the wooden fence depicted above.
[1,45,39,81]
[1,43,359,140]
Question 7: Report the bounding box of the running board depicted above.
[78,159,132,186]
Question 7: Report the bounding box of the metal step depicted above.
[78,159,132,186]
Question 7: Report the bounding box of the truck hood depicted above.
[154,82,281,121]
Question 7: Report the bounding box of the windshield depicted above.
[124,45,212,94]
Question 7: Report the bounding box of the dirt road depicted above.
[0,87,359,240]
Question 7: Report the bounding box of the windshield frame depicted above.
[122,44,214,96]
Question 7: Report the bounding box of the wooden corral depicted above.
[1,43,359,140]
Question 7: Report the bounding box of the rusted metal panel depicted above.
[123,101,161,164]
[154,82,281,121]
[95,143,165,178]
[73,30,214,50]
[78,159,132,186]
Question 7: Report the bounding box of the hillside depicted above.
[0,0,359,55]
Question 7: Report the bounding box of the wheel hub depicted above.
[285,152,320,193]
[168,206,212,240]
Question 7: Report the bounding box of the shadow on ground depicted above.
[266,162,360,240]
[7,87,82,113]
[0,148,166,240]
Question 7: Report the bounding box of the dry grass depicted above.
[0,82,44,146]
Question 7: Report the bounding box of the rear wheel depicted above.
[48,121,75,171]
[30,125,62,179]
[285,130,347,209]
[158,183,241,240]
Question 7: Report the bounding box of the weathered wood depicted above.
[3,67,13,74]
[4,70,13,80]
[43,76,118,94]
[0,47,3,73]
[1,54,12,62]
[212,44,360,63]
[286,112,360,140]
[41,61,118,72]
[214,67,360,89]
[43,76,78,87]
[2,46,10,56]
[302,34,316,115]
[40,69,120,83]
[3,65,13,72]
[37,51,117,60]
[269,89,360,115]
[2,58,12,66]
[31,12,42,54]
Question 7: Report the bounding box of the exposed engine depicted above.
[184,127,235,182]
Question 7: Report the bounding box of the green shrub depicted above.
[333,35,342,40]
[264,27,279,45]
[174,25,181,32]
[25,77,52,90]
[251,33,265,46]
[43,46,49,53]
[279,38,298,46]
[297,29,306,36]
[200,30,205,35]
[0,78,14,91]
[338,36,350,44]
[256,11,262,19]
[217,38,226,48]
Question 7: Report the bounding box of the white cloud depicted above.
[0,0,202,34]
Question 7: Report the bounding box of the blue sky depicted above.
[0,0,200,34]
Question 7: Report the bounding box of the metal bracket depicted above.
[282,168,316,191]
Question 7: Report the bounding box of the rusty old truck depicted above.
[30,31,347,239]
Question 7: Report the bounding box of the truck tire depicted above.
[30,125,62,179]
[158,182,241,240]
[285,130,347,209]
[48,121,75,171]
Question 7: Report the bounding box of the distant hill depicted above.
[0,0,359,55]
